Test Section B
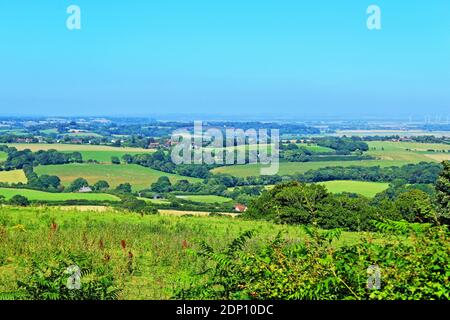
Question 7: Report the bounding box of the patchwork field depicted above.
[34,163,201,191]
[5,143,156,163]
[334,130,450,137]
[367,141,450,163]
[211,160,409,177]
[205,143,333,155]
[175,195,233,203]
[0,170,27,184]
[213,141,450,177]
[318,180,389,197]
[0,151,7,162]
[0,187,120,202]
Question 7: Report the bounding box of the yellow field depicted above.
[0,170,27,184]
[423,153,450,162]
[367,141,450,163]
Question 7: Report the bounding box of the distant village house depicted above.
[234,204,247,213]
[78,186,92,193]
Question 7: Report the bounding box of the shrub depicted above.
[9,195,30,206]
[176,221,449,300]
[13,252,121,300]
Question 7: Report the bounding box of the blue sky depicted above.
[0,0,449,118]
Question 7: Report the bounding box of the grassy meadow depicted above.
[318,180,389,197]
[0,151,7,162]
[34,163,201,191]
[0,188,120,202]
[367,141,450,163]
[263,180,389,197]
[5,143,156,163]
[0,206,370,299]
[211,160,409,177]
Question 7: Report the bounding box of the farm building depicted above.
[234,204,247,212]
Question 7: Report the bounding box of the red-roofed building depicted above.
[234,204,248,213]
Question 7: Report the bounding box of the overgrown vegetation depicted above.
[176,221,449,300]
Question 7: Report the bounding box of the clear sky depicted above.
[0,0,449,118]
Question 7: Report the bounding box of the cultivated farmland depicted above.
[0,170,27,184]
[212,141,450,177]
[34,163,201,191]
[6,143,156,163]
[211,160,409,177]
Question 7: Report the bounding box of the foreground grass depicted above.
[0,206,368,299]
[0,188,120,202]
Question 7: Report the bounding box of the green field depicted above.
[138,197,171,204]
[0,170,27,184]
[319,180,389,197]
[65,132,103,137]
[5,143,156,163]
[0,188,120,202]
[34,163,201,191]
[65,150,153,163]
[205,143,333,155]
[0,151,7,162]
[211,160,409,177]
[0,206,367,299]
[0,129,27,136]
[296,143,335,153]
[40,128,59,135]
[175,195,233,203]
[262,180,389,197]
